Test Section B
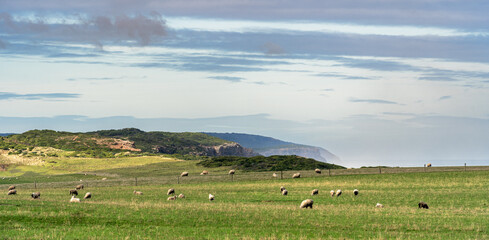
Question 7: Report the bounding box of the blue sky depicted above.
[1,0,489,167]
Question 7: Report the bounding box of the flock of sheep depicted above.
[4,168,430,210]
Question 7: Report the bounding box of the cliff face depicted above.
[255,146,339,163]
[203,143,256,157]
[154,142,256,157]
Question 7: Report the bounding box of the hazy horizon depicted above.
[1,1,489,167]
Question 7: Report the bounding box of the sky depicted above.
[1,0,489,167]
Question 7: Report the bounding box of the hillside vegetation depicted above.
[0,128,243,158]
[198,155,345,171]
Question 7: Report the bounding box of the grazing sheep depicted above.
[7,189,16,195]
[209,194,215,201]
[31,192,41,199]
[70,196,80,203]
[292,173,301,179]
[101,178,107,181]
[353,189,359,196]
[281,189,288,196]
[300,199,314,209]
[315,169,321,174]
[167,188,175,195]
[178,193,185,199]
[181,172,189,177]
[311,189,319,195]
[376,203,384,208]
[418,201,429,209]
[8,185,15,191]
[200,170,209,175]
[76,184,84,190]
[167,196,176,201]
[229,169,235,175]
[84,192,92,199]
[133,190,143,195]
[426,163,432,167]
[280,186,286,192]
[272,173,277,178]
[69,189,78,196]
[336,189,342,197]
[330,190,335,197]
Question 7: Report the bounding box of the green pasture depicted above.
[1,168,488,239]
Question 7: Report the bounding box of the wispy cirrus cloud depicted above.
[349,98,398,105]
[0,92,80,101]
[208,76,244,83]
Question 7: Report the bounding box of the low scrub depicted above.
[198,155,345,171]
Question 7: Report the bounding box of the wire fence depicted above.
[2,165,489,190]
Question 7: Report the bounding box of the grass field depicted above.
[1,165,489,239]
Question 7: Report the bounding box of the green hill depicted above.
[0,128,254,158]
[197,155,345,171]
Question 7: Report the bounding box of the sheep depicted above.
[353,189,359,196]
[292,173,301,179]
[181,172,189,177]
[76,184,84,190]
[84,192,92,199]
[300,199,314,209]
[178,193,185,199]
[418,201,429,209]
[336,189,342,197]
[229,169,235,175]
[70,196,80,203]
[133,190,143,195]
[330,190,335,197]
[200,170,209,175]
[69,189,78,196]
[311,189,319,195]
[272,173,277,178]
[167,196,176,201]
[426,163,432,167]
[376,203,384,208]
[8,185,15,191]
[7,189,16,195]
[280,186,286,192]
[209,194,215,201]
[167,188,175,195]
[281,189,288,196]
[315,169,321,174]
[31,192,41,199]
[101,177,107,181]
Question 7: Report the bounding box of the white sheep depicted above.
[167,196,176,201]
[133,190,143,195]
[70,196,81,203]
[376,203,384,208]
[330,190,335,197]
[315,169,321,174]
[229,169,235,175]
[181,172,189,177]
[209,194,215,201]
[300,199,314,209]
[84,192,92,199]
[272,173,277,178]
[281,189,288,196]
[167,188,175,195]
[311,189,319,195]
[336,189,342,197]
[353,189,359,196]
[292,173,301,178]
[178,193,185,199]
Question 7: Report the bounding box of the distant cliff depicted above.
[204,132,340,163]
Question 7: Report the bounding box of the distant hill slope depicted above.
[204,133,340,163]
[1,128,255,158]
[198,155,345,171]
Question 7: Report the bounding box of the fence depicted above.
[2,165,489,190]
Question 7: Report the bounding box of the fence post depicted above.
[231,174,234,182]
[34,180,36,189]
[328,169,331,176]
[280,171,283,180]
[177,176,180,184]
[465,163,467,172]
[135,177,138,186]
[379,167,381,174]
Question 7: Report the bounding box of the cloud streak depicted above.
[349,98,398,105]
[0,92,80,101]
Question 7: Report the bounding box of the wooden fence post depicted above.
[280,171,283,180]
[328,169,331,176]
[465,163,467,172]
[34,180,36,189]
[135,177,138,186]
[379,167,381,174]
[177,176,180,184]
